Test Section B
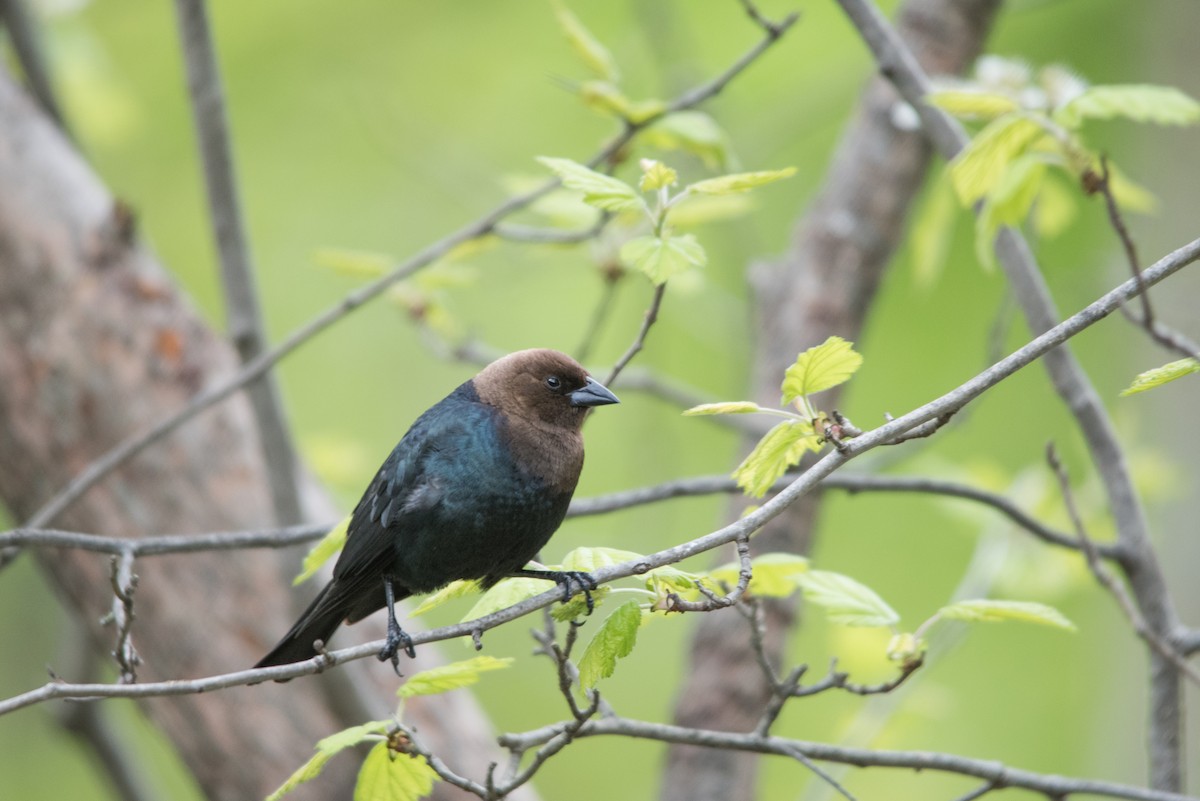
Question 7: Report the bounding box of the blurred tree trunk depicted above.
[0,66,519,801]
[659,2,1000,800]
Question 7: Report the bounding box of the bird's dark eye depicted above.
[545,375,562,391]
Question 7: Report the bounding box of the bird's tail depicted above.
[255,582,348,669]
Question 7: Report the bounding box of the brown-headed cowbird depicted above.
[255,349,618,670]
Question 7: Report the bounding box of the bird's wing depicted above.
[332,396,497,582]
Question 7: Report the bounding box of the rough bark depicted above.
[660,2,1001,800]
[0,66,516,801]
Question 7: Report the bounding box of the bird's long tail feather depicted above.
[255,582,347,669]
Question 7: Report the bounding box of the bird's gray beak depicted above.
[569,376,620,408]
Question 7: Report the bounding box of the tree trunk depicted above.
[659,2,1001,799]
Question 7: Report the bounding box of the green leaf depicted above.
[688,167,796,195]
[354,741,438,801]
[268,720,393,801]
[293,517,350,585]
[550,586,612,622]
[949,113,1048,205]
[639,159,678,192]
[706,553,809,598]
[1031,173,1078,238]
[643,111,729,169]
[732,419,821,498]
[577,601,642,689]
[619,234,706,285]
[910,169,960,288]
[314,248,393,278]
[682,401,761,416]
[1121,358,1200,396]
[552,0,618,82]
[781,336,864,403]
[643,564,702,594]
[578,80,632,118]
[562,546,644,572]
[1055,84,1200,129]
[397,656,513,699]
[794,570,900,628]
[938,599,1076,631]
[668,193,755,227]
[537,157,644,213]
[409,580,482,617]
[1103,161,1158,213]
[988,153,1047,227]
[926,89,1020,121]
[318,720,394,754]
[461,576,553,622]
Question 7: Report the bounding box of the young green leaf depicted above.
[461,577,554,622]
[794,570,900,628]
[986,153,1047,228]
[938,599,1076,631]
[579,80,633,119]
[577,600,643,689]
[267,720,394,801]
[355,741,438,801]
[537,157,643,213]
[910,168,959,287]
[639,159,678,192]
[550,586,612,622]
[949,113,1047,205]
[397,656,513,699]
[732,419,821,498]
[562,546,645,572]
[688,167,797,195]
[706,553,809,598]
[408,579,482,617]
[552,0,618,83]
[926,89,1020,121]
[619,234,706,285]
[1055,84,1200,129]
[293,516,350,585]
[1120,358,1200,396]
[668,193,755,227]
[781,336,864,403]
[314,248,393,279]
[682,401,761,416]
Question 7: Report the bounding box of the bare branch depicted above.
[1089,156,1200,362]
[173,0,304,524]
[1045,445,1200,687]
[604,283,667,387]
[106,550,141,683]
[580,717,1197,801]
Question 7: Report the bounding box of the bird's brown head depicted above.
[473,349,619,432]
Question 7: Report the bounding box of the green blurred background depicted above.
[2,0,1198,798]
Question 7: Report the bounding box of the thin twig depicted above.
[574,273,622,364]
[666,532,752,611]
[106,550,140,683]
[1091,156,1200,362]
[604,283,667,387]
[576,716,1196,801]
[1045,444,1200,687]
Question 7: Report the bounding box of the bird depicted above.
[255,348,619,671]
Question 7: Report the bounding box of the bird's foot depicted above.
[553,570,597,615]
[378,619,416,674]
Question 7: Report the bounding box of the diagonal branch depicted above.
[22,8,798,533]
